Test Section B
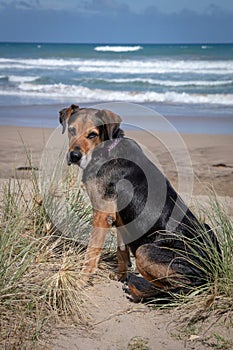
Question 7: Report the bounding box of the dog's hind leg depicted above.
[127,243,191,302]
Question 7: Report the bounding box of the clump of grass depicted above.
[0,177,46,348]
[204,191,233,298]
[164,191,233,346]
[0,165,96,348]
[189,191,233,303]
[0,138,120,348]
[40,241,90,322]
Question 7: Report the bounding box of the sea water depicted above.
[0,42,232,133]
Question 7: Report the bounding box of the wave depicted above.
[78,61,233,75]
[0,58,233,75]
[89,77,233,87]
[1,83,233,106]
[94,45,143,52]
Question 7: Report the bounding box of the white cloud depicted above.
[0,0,41,10]
[1,0,232,14]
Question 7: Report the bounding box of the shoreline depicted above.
[0,125,233,200]
[0,103,233,134]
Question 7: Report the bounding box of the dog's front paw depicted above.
[78,275,90,288]
[80,268,94,287]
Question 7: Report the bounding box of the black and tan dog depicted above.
[59,104,220,302]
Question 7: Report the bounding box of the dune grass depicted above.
[158,191,233,349]
[204,192,233,299]
[187,192,232,302]
[160,193,232,306]
[0,168,95,348]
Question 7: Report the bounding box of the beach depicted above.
[0,124,233,226]
[1,124,232,197]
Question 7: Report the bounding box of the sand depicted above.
[52,281,232,350]
[1,125,233,198]
[0,125,233,350]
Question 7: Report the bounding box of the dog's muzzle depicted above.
[67,150,82,166]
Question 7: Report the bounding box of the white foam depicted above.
[98,78,233,87]
[94,45,143,52]
[8,75,39,83]
[78,60,233,74]
[201,45,212,49]
[0,58,233,75]
[1,83,233,106]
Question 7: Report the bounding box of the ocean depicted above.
[0,42,233,133]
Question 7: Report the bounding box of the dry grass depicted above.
[159,190,233,348]
[0,167,101,348]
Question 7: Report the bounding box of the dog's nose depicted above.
[69,150,82,164]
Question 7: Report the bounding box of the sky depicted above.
[0,0,233,43]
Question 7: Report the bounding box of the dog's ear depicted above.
[59,104,79,134]
[99,109,122,140]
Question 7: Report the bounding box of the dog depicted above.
[59,104,220,302]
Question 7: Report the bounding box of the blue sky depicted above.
[0,0,232,43]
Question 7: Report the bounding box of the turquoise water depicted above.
[0,42,233,132]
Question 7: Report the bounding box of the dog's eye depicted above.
[87,132,98,139]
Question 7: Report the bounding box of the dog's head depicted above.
[59,104,123,169]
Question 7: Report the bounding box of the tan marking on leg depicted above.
[135,247,181,289]
[117,245,130,281]
[81,209,116,275]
